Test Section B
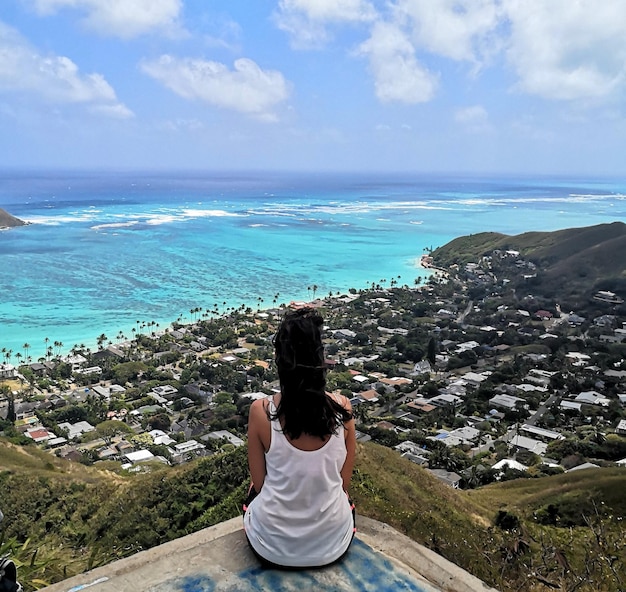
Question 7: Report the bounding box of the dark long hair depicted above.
[272,307,352,440]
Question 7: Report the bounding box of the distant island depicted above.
[0,207,28,229]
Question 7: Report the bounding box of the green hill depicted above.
[431,221,626,306]
[1,439,624,591]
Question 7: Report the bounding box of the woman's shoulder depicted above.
[327,392,352,413]
[250,396,273,418]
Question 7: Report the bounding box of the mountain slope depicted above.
[1,439,624,591]
[431,221,626,305]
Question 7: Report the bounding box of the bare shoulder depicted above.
[249,397,270,421]
[329,392,352,413]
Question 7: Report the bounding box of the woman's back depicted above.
[244,307,356,567]
[243,396,354,567]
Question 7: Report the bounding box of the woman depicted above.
[243,307,356,568]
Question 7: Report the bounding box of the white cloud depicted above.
[454,105,492,132]
[277,0,377,22]
[0,21,132,116]
[90,103,134,119]
[358,22,438,104]
[156,118,205,132]
[140,55,291,122]
[503,0,626,101]
[392,0,502,66]
[274,0,377,48]
[27,0,184,38]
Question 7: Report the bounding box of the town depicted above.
[2,248,626,490]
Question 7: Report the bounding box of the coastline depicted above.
[1,260,433,361]
[2,171,625,361]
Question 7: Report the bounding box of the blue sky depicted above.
[1,0,625,174]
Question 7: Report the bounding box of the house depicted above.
[123,450,155,465]
[567,314,586,326]
[448,426,480,444]
[15,402,38,420]
[240,392,267,401]
[62,354,88,370]
[0,363,15,379]
[57,421,96,440]
[379,377,412,387]
[520,424,564,441]
[149,429,176,446]
[412,360,432,375]
[333,329,356,342]
[560,400,582,412]
[461,371,490,387]
[427,468,462,489]
[401,452,430,466]
[173,440,205,455]
[152,385,178,400]
[45,436,67,449]
[535,310,553,320]
[204,430,244,447]
[29,362,47,376]
[428,394,462,408]
[74,366,102,376]
[25,427,54,443]
[574,391,611,407]
[492,459,528,473]
[615,419,626,436]
[489,394,526,410]
[91,385,111,400]
[406,400,436,414]
[509,434,547,456]
[358,389,379,403]
[566,462,601,472]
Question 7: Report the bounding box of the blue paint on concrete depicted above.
[154,538,435,591]
[172,575,215,592]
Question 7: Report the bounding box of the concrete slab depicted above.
[40,516,498,592]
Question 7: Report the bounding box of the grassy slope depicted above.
[2,439,625,591]
[431,222,626,304]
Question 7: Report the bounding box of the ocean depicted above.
[1,170,625,360]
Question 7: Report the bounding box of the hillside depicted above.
[0,207,27,229]
[1,438,624,592]
[431,221,626,306]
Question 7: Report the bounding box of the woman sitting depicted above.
[243,307,356,568]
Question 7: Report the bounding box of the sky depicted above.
[1,0,626,175]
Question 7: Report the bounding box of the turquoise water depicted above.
[1,171,625,360]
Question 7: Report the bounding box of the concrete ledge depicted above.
[40,516,499,592]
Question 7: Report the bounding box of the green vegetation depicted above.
[431,221,626,308]
[1,438,624,592]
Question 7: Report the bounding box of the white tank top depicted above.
[243,397,354,567]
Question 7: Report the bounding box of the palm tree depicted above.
[97,334,108,350]
[23,343,31,363]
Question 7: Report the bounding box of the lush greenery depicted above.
[1,438,624,592]
[431,221,626,309]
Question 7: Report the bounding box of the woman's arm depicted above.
[247,398,269,492]
[339,397,356,492]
